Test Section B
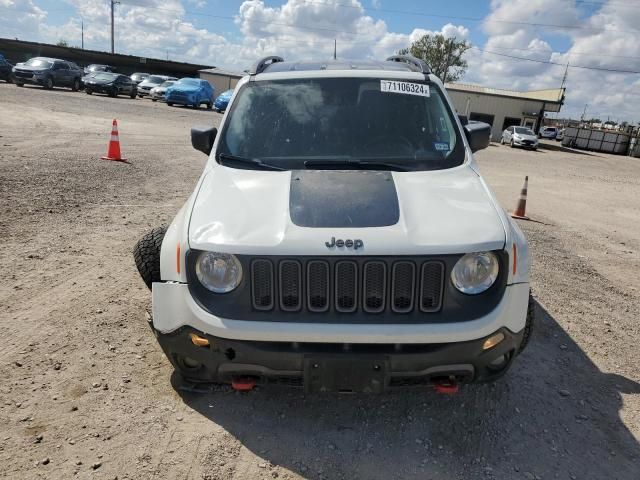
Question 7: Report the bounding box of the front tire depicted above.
[130,90,136,99]
[206,102,212,110]
[500,136,504,145]
[510,139,515,148]
[86,89,92,95]
[16,82,24,87]
[133,226,167,290]
[518,294,535,354]
[44,76,53,90]
[71,78,80,91]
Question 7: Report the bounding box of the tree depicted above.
[56,39,69,47]
[399,34,471,83]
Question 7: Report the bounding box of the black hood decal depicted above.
[289,170,400,228]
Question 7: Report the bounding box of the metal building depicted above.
[445,83,565,141]
[198,67,243,98]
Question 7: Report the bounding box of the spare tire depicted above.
[133,226,167,290]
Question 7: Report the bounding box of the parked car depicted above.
[0,55,14,83]
[501,126,538,150]
[538,126,558,139]
[555,128,565,141]
[149,80,176,102]
[130,72,150,85]
[13,57,83,90]
[84,72,137,98]
[213,89,234,112]
[137,75,177,98]
[165,78,214,109]
[133,55,533,393]
[84,64,114,75]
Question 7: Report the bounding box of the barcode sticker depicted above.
[380,80,430,97]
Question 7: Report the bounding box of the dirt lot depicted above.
[0,83,639,480]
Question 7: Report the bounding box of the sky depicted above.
[1,0,639,123]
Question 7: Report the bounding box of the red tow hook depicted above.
[231,376,257,392]
[433,377,459,394]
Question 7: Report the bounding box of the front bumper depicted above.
[153,325,524,390]
[13,72,45,84]
[150,282,529,390]
[513,139,538,148]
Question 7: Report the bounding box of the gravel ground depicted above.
[0,83,638,480]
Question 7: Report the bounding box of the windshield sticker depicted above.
[380,80,430,97]
[434,142,450,151]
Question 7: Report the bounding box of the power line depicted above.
[469,47,640,74]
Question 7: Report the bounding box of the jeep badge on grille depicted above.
[325,237,364,250]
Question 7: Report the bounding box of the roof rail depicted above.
[385,54,431,74]
[249,56,284,75]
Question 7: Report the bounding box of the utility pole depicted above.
[110,0,120,54]
[333,39,337,60]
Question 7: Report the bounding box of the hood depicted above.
[514,133,537,141]
[167,84,199,94]
[188,165,506,256]
[14,64,46,72]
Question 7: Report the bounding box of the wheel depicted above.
[15,82,24,87]
[86,89,92,95]
[518,293,535,354]
[499,136,504,145]
[167,102,173,106]
[44,76,53,90]
[108,88,117,97]
[206,102,212,110]
[151,98,157,102]
[191,103,199,109]
[71,78,80,91]
[510,139,515,148]
[133,226,167,290]
[130,90,136,99]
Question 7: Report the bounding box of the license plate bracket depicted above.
[304,355,389,394]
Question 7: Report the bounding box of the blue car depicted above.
[165,78,214,109]
[213,89,234,112]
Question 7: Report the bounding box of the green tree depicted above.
[399,34,471,83]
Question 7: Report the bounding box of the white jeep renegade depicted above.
[134,55,533,394]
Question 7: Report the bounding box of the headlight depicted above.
[451,252,499,294]
[195,252,243,293]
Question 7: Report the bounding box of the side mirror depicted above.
[464,121,491,152]
[191,126,217,155]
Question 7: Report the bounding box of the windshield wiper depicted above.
[303,159,409,171]
[217,153,285,171]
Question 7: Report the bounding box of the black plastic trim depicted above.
[186,250,509,325]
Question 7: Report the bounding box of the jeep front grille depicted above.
[250,258,444,314]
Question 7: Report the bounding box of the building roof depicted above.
[445,82,565,104]
[199,67,244,78]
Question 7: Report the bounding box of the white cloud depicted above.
[1,0,638,122]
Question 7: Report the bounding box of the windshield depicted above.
[515,127,534,135]
[25,58,52,68]
[93,73,117,81]
[177,78,199,86]
[218,77,464,171]
[147,75,165,84]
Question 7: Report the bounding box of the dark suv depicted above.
[13,57,83,90]
[0,54,14,83]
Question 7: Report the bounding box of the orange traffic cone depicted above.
[511,176,529,220]
[101,119,127,162]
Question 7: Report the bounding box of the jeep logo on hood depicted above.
[325,237,364,250]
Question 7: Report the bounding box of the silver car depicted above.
[501,126,539,150]
[137,75,177,97]
[149,80,176,102]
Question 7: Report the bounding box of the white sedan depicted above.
[501,126,539,150]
